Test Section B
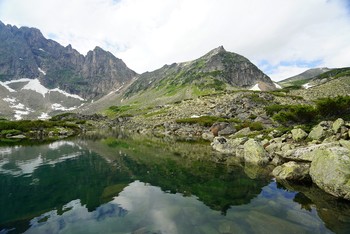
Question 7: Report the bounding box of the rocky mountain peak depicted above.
[0,22,137,100]
[201,45,226,59]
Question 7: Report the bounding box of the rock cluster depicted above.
[211,118,350,200]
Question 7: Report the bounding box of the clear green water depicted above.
[0,133,350,234]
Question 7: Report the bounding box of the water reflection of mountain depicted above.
[0,135,270,232]
[83,135,271,214]
[0,143,132,233]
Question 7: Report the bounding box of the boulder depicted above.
[272,161,311,181]
[282,143,339,162]
[243,139,270,165]
[291,128,308,141]
[308,125,328,141]
[268,129,283,138]
[211,137,247,154]
[265,142,284,154]
[218,125,236,136]
[310,147,350,200]
[332,118,345,133]
[202,131,214,141]
[230,127,251,138]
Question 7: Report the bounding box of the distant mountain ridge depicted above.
[0,21,137,100]
[278,68,331,87]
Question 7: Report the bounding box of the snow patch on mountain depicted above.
[3,97,17,103]
[21,79,49,97]
[38,112,50,120]
[249,83,261,91]
[274,82,282,89]
[3,78,85,101]
[50,88,85,101]
[302,83,314,89]
[3,96,34,120]
[51,103,77,111]
[0,81,16,92]
[38,67,46,75]
[14,110,30,120]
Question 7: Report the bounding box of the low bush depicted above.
[265,95,350,125]
[0,129,22,136]
[316,96,350,119]
[272,105,317,125]
[236,121,264,131]
[176,116,240,127]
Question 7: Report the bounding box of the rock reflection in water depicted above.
[278,181,350,234]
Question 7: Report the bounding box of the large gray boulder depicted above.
[308,121,332,141]
[243,139,270,165]
[211,137,247,154]
[282,142,339,162]
[291,128,308,141]
[310,147,350,200]
[272,161,310,181]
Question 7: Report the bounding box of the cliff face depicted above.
[0,21,136,99]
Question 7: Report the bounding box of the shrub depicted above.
[176,116,240,127]
[316,96,350,119]
[265,104,288,116]
[0,129,22,136]
[236,121,264,131]
[272,105,317,125]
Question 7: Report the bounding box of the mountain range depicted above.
[1,21,346,120]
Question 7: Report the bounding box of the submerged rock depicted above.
[272,161,310,181]
[309,147,350,200]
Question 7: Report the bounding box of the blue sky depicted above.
[1,0,350,81]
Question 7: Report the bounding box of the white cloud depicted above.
[0,0,350,80]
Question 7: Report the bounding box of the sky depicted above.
[0,0,350,81]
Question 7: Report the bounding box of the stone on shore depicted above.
[309,147,350,200]
[272,161,310,181]
[243,139,270,165]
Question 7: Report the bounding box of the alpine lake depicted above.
[1,131,350,234]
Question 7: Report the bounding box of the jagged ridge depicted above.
[0,21,137,100]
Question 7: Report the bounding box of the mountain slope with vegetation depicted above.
[124,46,276,100]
